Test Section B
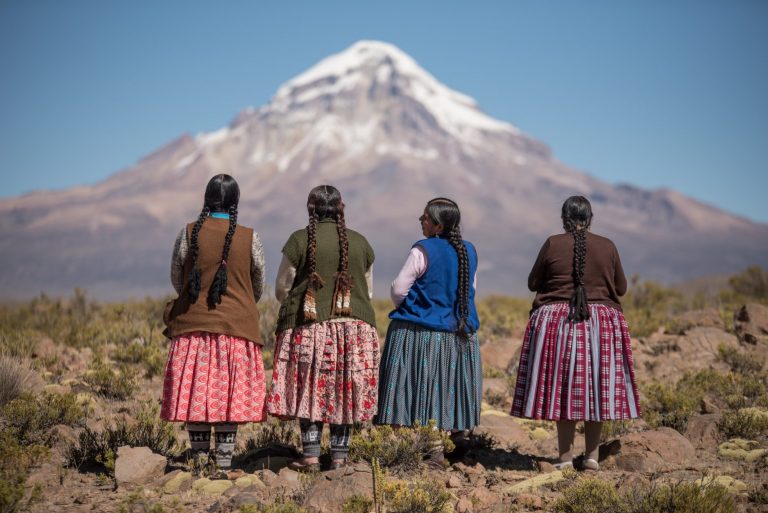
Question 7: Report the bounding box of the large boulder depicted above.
[734,303,768,346]
[114,446,167,489]
[302,464,373,513]
[601,428,695,473]
[475,410,535,451]
[480,338,522,374]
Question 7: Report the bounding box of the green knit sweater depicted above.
[276,219,376,331]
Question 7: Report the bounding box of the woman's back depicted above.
[528,232,627,311]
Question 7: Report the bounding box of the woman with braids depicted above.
[267,185,379,471]
[510,196,640,471]
[375,198,482,458]
[161,174,266,476]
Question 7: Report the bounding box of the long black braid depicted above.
[187,206,210,303]
[561,196,593,322]
[425,197,472,335]
[208,204,238,307]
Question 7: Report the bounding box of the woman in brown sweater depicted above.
[162,174,266,474]
[510,196,640,471]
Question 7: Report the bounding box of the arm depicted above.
[613,244,628,296]
[170,228,187,295]
[527,239,550,292]
[275,254,297,303]
[366,265,374,300]
[251,232,265,303]
[390,246,428,307]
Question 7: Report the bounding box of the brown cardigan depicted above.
[528,232,627,311]
[165,218,262,344]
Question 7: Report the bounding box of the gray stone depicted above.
[114,446,167,489]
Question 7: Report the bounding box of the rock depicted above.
[447,475,463,488]
[694,475,748,494]
[515,492,543,509]
[160,471,193,494]
[734,303,768,346]
[506,471,564,493]
[235,474,266,489]
[277,467,300,485]
[684,414,722,451]
[215,491,270,512]
[670,309,725,332]
[196,479,233,496]
[456,496,474,513]
[718,439,768,462]
[114,446,167,489]
[475,410,534,450]
[303,464,373,513]
[601,428,695,472]
[468,487,498,510]
[700,397,720,414]
[256,469,279,487]
[480,338,522,373]
[529,427,550,441]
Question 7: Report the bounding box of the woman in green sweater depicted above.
[267,185,379,471]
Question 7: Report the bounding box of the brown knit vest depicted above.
[166,218,262,344]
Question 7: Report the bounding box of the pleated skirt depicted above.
[510,303,641,421]
[375,319,482,431]
[267,319,380,424]
[161,331,267,423]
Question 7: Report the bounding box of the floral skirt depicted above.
[375,319,483,431]
[267,320,380,424]
[510,303,641,421]
[161,331,267,423]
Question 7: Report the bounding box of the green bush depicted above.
[476,295,530,343]
[112,338,166,379]
[717,345,764,375]
[0,430,48,513]
[380,477,452,513]
[622,278,685,338]
[718,408,768,439]
[342,494,373,513]
[66,401,179,473]
[349,422,454,472]
[642,381,701,433]
[0,355,41,407]
[553,477,623,513]
[83,356,138,400]
[2,391,88,446]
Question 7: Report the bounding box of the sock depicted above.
[214,423,238,469]
[299,419,322,458]
[187,423,211,457]
[330,424,351,461]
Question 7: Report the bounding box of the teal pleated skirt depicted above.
[374,319,482,431]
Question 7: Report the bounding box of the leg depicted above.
[186,422,212,459]
[556,420,577,463]
[583,421,602,468]
[330,424,351,468]
[290,419,322,470]
[213,423,238,470]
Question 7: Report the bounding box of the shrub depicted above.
[238,420,301,454]
[626,478,737,513]
[553,477,623,513]
[66,401,179,472]
[0,430,48,513]
[622,278,685,338]
[83,356,138,400]
[349,422,454,472]
[642,381,701,433]
[718,408,768,439]
[342,494,373,513]
[112,338,166,379]
[380,477,452,513]
[717,345,764,374]
[0,355,42,406]
[2,391,88,446]
[728,266,768,300]
[475,295,530,343]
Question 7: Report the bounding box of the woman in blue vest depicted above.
[375,198,482,449]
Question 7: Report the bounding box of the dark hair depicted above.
[425,197,471,334]
[187,174,240,308]
[303,185,353,320]
[561,195,593,322]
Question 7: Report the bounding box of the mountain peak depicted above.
[270,40,519,139]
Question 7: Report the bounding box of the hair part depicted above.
[426,197,471,335]
[186,174,240,307]
[561,195,592,322]
[303,185,352,320]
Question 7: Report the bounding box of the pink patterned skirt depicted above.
[161,331,267,423]
[267,319,380,424]
[510,303,641,421]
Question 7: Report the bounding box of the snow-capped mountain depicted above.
[1,40,766,299]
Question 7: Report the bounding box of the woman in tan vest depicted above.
[162,174,266,475]
[267,185,379,471]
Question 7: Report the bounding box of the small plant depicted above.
[239,419,301,453]
[0,430,48,513]
[380,477,452,513]
[553,477,623,513]
[0,355,42,406]
[717,345,765,374]
[112,338,166,379]
[66,401,179,473]
[342,494,373,513]
[718,407,768,439]
[626,478,737,513]
[83,356,138,400]
[484,389,508,409]
[2,391,88,446]
[349,421,454,472]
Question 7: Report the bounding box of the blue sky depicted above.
[1,1,766,222]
